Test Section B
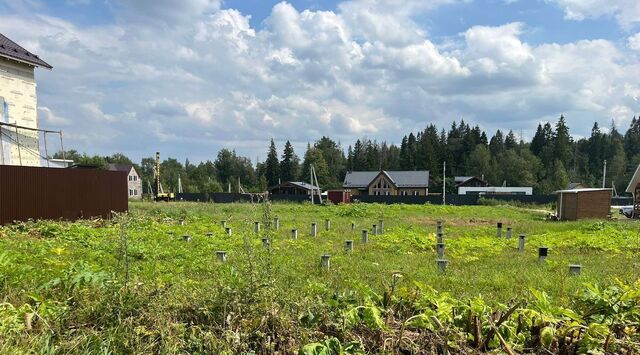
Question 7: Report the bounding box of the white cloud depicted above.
[548,0,640,28]
[0,0,638,162]
[629,33,640,50]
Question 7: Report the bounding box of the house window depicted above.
[134,189,138,196]
[129,189,133,196]
[134,176,137,181]
[413,191,419,196]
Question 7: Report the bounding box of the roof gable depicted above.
[0,33,52,69]
[107,163,135,174]
[344,170,429,188]
[626,164,640,193]
[367,171,397,189]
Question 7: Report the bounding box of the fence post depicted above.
[254,221,260,233]
[437,231,444,244]
[496,222,502,238]
[216,251,227,262]
[436,259,448,273]
[436,220,443,234]
[291,229,298,239]
[436,242,445,258]
[225,227,232,236]
[321,254,331,269]
[538,247,548,262]
[345,240,354,251]
[506,227,512,239]
[569,264,582,276]
[311,223,317,237]
[518,234,525,252]
[274,217,280,230]
[325,219,331,231]
[182,234,192,242]
[372,224,377,236]
[262,238,270,249]
[221,220,226,228]
[351,222,355,231]
[379,219,384,234]
[362,229,369,244]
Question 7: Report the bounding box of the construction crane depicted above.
[155,151,175,202]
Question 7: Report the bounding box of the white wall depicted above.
[0,56,39,167]
[458,186,533,195]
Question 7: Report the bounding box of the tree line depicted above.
[58,115,640,195]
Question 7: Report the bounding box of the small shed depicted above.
[327,190,351,204]
[555,188,612,221]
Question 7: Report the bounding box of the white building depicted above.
[458,186,533,195]
[0,33,52,166]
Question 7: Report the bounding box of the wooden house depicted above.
[343,170,429,196]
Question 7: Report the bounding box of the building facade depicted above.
[343,170,429,196]
[0,33,52,167]
[108,164,142,199]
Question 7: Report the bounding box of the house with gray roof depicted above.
[343,170,429,196]
[268,181,321,195]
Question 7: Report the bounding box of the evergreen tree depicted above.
[553,115,573,168]
[280,140,299,182]
[489,130,505,156]
[530,123,546,156]
[624,116,640,158]
[265,139,280,186]
[504,130,517,150]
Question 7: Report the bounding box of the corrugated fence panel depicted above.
[0,165,128,225]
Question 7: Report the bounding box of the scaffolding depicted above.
[0,121,65,167]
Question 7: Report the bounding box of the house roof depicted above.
[269,181,320,191]
[0,33,52,69]
[344,170,429,188]
[107,163,134,173]
[454,175,487,186]
[626,164,640,193]
[454,176,473,183]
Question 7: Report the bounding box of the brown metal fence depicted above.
[0,165,128,225]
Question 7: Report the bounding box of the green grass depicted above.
[1,201,639,353]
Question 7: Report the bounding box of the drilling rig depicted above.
[154,151,175,202]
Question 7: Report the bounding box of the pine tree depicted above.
[265,139,280,186]
[280,140,299,183]
[530,123,546,156]
[489,130,505,156]
[504,130,517,150]
[553,115,573,168]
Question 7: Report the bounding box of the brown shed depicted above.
[555,188,612,221]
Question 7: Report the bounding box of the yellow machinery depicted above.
[155,151,175,202]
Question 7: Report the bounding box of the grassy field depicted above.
[1,201,639,354]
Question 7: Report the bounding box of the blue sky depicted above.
[0,0,638,163]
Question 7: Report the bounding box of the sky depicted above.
[0,0,639,164]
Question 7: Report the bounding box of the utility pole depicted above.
[442,161,446,205]
[602,159,607,188]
